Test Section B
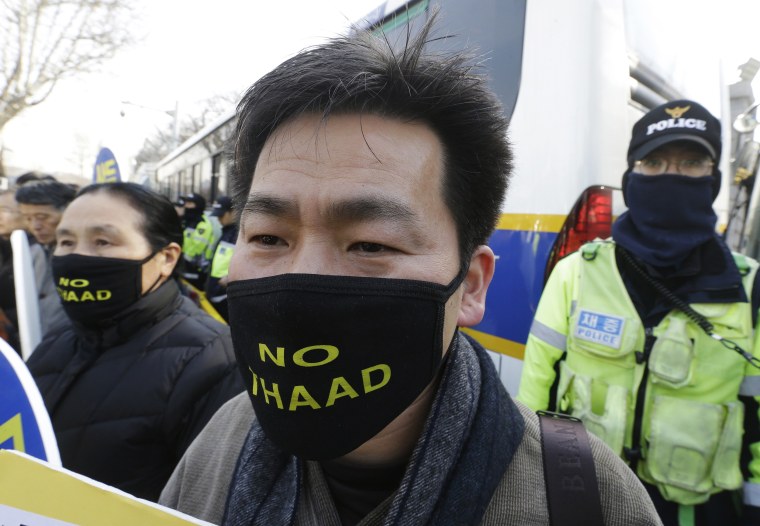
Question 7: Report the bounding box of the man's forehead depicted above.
[258,113,440,169]
[246,113,449,230]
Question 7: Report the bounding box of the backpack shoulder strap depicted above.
[538,410,604,526]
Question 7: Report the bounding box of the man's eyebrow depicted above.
[242,194,298,219]
[325,196,418,225]
[241,194,419,226]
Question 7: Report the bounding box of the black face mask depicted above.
[226,269,466,460]
[51,253,158,326]
[183,207,203,224]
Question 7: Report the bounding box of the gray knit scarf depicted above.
[222,332,525,526]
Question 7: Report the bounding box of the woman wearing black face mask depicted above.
[25,182,243,502]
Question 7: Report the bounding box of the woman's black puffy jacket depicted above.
[27,279,244,501]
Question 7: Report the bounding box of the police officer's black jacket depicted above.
[26,278,244,501]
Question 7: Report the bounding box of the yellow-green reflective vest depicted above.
[550,241,757,505]
[182,215,222,270]
[210,241,234,279]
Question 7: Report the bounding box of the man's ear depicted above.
[457,245,495,327]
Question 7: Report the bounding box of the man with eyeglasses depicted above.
[519,99,760,526]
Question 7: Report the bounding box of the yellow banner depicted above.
[0,450,212,525]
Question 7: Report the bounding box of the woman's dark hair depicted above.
[232,15,512,266]
[76,183,183,252]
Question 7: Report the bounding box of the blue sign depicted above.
[0,339,60,465]
[92,147,121,183]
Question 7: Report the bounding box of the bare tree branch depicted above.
[133,93,238,168]
[0,0,136,131]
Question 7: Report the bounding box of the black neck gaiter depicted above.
[613,173,718,268]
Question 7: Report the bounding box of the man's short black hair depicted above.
[231,17,512,265]
[15,172,43,186]
[15,180,76,210]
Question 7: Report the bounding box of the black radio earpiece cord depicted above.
[618,247,760,369]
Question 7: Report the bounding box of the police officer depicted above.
[180,193,221,289]
[204,196,236,321]
[173,197,186,227]
[519,99,760,525]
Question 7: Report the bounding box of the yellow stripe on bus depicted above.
[461,327,525,360]
[496,213,566,233]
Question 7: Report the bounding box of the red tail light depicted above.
[543,186,614,285]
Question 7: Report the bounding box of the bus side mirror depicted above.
[734,102,760,134]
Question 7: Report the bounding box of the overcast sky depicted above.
[1,0,383,180]
[3,0,760,181]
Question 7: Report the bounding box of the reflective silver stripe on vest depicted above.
[209,294,228,303]
[740,376,760,397]
[529,319,567,351]
[744,481,760,506]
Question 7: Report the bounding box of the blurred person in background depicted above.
[173,197,186,227]
[204,196,236,322]
[15,179,76,336]
[16,179,76,248]
[179,193,221,289]
[26,182,243,501]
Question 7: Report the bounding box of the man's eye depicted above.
[94,239,111,247]
[641,159,663,168]
[252,235,283,246]
[57,239,73,248]
[350,242,386,253]
[681,159,702,167]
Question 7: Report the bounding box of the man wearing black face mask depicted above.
[159,18,660,526]
[520,100,760,526]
